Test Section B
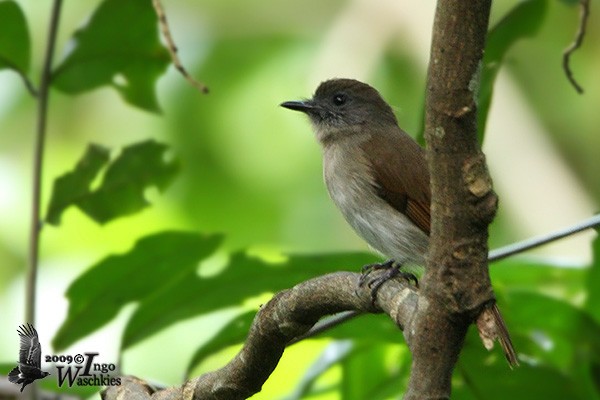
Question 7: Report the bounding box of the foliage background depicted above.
[0,0,599,398]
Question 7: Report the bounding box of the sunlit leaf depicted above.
[45,143,110,225]
[289,340,356,400]
[458,329,586,400]
[0,0,31,75]
[490,258,585,300]
[341,344,399,400]
[497,291,600,370]
[52,231,222,350]
[51,0,170,112]
[76,140,179,224]
[186,310,256,376]
[478,0,547,141]
[186,311,401,375]
[123,252,380,349]
[46,140,179,225]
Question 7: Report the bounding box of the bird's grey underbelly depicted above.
[323,146,429,267]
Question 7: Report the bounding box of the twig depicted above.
[26,0,63,326]
[17,70,38,97]
[152,0,209,94]
[488,213,600,262]
[562,0,589,94]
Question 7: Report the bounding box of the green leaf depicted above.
[52,231,222,350]
[290,340,356,400]
[458,329,587,400]
[186,310,256,376]
[51,0,170,112]
[45,144,110,225]
[122,252,381,349]
[500,291,600,370]
[585,234,600,324]
[186,311,401,375]
[478,0,547,141]
[45,140,179,225]
[341,344,394,400]
[0,0,30,74]
[76,140,179,224]
[490,258,585,300]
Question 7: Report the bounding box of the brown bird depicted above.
[281,78,518,367]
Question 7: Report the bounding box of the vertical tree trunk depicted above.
[405,1,497,398]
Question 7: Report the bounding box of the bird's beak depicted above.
[280,100,316,113]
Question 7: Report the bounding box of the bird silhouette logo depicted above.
[8,324,50,392]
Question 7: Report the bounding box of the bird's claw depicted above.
[358,260,419,305]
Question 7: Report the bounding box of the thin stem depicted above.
[488,213,600,262]
[18,70,39,97]
[26,0,63,325]
[562,0,590,94]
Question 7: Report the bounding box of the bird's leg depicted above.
[359,259,395,285]
[359,260,418,304]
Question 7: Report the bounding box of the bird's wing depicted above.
[360,128,431,235]
[17,324,43,368]
[19,363,39,375]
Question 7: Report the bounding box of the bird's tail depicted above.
[476,302,519,368]
[8,366,21,383]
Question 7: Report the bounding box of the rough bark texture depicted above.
[404,1,496,399]
[102,271,419,400]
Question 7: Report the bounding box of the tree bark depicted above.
[405,1,496,399]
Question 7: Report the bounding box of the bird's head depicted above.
[281,78,398,144]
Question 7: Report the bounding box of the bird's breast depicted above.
[321,143,428,266]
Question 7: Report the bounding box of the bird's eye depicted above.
[332,93,347,106]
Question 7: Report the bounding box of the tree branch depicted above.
[102,271,418,400]
[408,0,496,398]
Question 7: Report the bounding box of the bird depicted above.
[281,79,429,281]
[8,323,50,392]
[281,78,518,366]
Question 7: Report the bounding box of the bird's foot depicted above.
[359,260,418,304]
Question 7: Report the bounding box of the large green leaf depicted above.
[290,340,356,400]
[122,252,380,349]
[51,0,170,112]
[45,143,110,225]
[478,0,547,141]
[490,258,585,300]
[52,231,222,350]
[497,291,600,370]
[45,140,179,225]
[457,329,587,400]
[0,0,30,75]
[186,311,400,375]
[341,344,398,400]
[585,233,600,323]
[186,310,256,376]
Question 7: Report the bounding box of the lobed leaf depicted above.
[52,231,222,350]
[51,0,170,112]
[123,252,380,349]
[45,143,110,225]
[45,140,179,225]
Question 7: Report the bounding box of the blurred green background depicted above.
[0,0,599,398]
